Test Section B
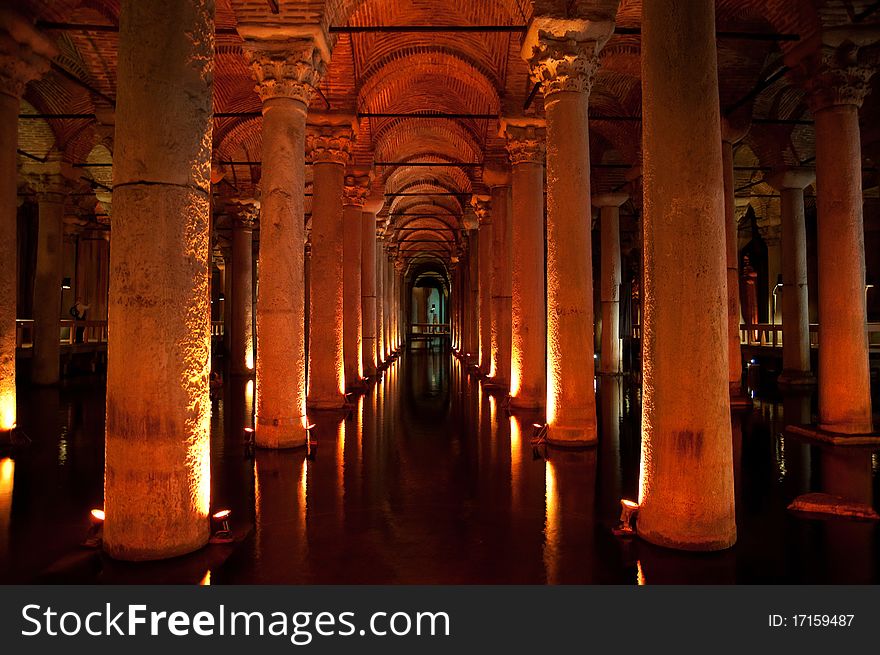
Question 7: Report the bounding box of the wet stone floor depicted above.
[1,351,878,584]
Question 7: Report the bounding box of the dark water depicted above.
[1,352,878,584]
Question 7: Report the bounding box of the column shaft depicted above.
[780,186,812,382]
[361,212,377,376]
[477,212,493,374]
[342,200,363,388]
[375,240,384,365]
[104,0,214,560]
[489,183,512,388]
[31,194,64,384]
[722,140,744,397]
[0,93,16,431]
[510,159,545,408]
[814,106,872,433]
[468,230,480,362]
[597,202,623,375]
[230,218,254,376]
[637,0,736,550]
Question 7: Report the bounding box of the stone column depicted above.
[25,166,73,385]
[467,225,480,364]
[767,168,815,386]
[637,0,736,551]
[376,236,385,365]
[104,0,214,560]
[361,197,383,378]
[0,11,54,431]
[721,121,749,404]
[307,120,353,409]
[761,223,783,325]
[592,193,627,376]
[503,121,546,409]
[229,200,257,376]
[795,41,874,434]
[484,165,512,388]
[243,37,324,447]
[523,16,609,444]
[343,173,369,390]
[473,197,493,375]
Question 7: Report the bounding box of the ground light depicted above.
[82,508,105,548]
[612,499,640,537]
[306,424,317,461]
[209,509,233,544]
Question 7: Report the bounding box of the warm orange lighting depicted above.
[621,499,639,510]
[543,459,559,584]
[244,427,254,433]
[0,391,15,432]
[637,560,646,586]
[90,508,105,522]
[199,570,211,586]
[0,458,12,559]
[213,509,231,520]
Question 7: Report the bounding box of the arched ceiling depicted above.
[13,0,880,267]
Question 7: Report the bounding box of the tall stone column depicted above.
[484,166,512,389]
[720,122,749,404]
[343,173,368,390]
[473,197,493,375]
[361,197,382,378]
[466,225,480,364]
[307,120,353,409]
[229,200,257,376]
[637,0,736,550]
[375,236,385,365]
[0,11,54,431]
[592,193,627,376]
[243,37,324,447]
[795,40,874,434]
[767,168,815,386]
[523,16,609,444]
[503,120,546,409]
[104,0,214,560]
[25,166,73,385]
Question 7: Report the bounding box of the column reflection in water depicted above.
[780,391,812,494]
[543,448,597,584]
[597,377,622,514]
[0,458,13,565]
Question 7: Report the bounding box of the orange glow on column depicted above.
[0,390,15,432]
[199,570,211,586]
[509,356,522,399]
[543,459,559,584]
[0,458,13,560]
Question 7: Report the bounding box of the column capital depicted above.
[759,222,782,245]
[343,172,371,207]
[721,115,750,145]
[500,118,546,165]
[0,10,57,99]
[471,196,492,225]
[243,39,325,105]
[790,40,876,112]
[765,167,815,191]
[591,192,628,208]
[521,17,613,98]
[482,161,511,188]
[363,195,385,215]
[306,115,356,165]
[227,198,260,230]
[21,161,77,203]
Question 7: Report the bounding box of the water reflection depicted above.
[0,457,13,563]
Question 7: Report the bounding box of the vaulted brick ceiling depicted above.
[15,0,880,267]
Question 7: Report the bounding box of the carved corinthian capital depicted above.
[0,10,57,99]
[501,119,546,165]
[343,173,371,207]
[306,125,354,166]
[244,40,325,105]
[471,196,492,225]
[521,17,613,98]
[798,43,875,112]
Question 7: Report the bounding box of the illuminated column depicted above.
[25,166,72,385]
[229,200,257,376]
[361,197,382,378]
[0,11,55,431]
[485,165,512,389]
[592,193,627,376]
[503,120,546,408]
[382,249,392,357]
[523,16,609,443]
[473,197,493,375]
[637,0,736,550]
[721,122,748,404]
[375,236,385,364]
[343,173,368,390]
[104,0,214,560]
[795,41,874,434]
[767,168,815,386]
[243,38,324,447]
[307,120,353,409]
[467,225,480,364]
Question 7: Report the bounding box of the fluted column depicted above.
[243,37,324,447]
[105,0,214,560]
[473,197,493,375]
[794,40,874,434]
[25,165,73,385]
[228,200,257,376]
[343,172,369,390]
[0,11,55,431]
[721,119,749,404]
[592,193,627,376]
[637,0,736,551]
[767,168,815,386]
[523,16,609,444]
[484,164,512,389]
[361,197,383,378]
[503,120,546,409]
[307,120,353,409]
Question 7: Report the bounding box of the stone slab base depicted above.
[777,371,816,388]
[788,493,880,520]
[786,424,880,446]
[730,394,753,409]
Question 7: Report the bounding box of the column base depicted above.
[255,416,308,449]
[104,531,209,562]
[306,397,347,411]
[481,377,509,392]
[777,370,816,388]
[597,370,623,377]
[729,383,752,409]
[546,422,597,447]
[788,492,880,520]
[508,395,545,412]
[230,369,256,378]
[346,378,368,394]
[635,522,736,552]
[786,424,880,447]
